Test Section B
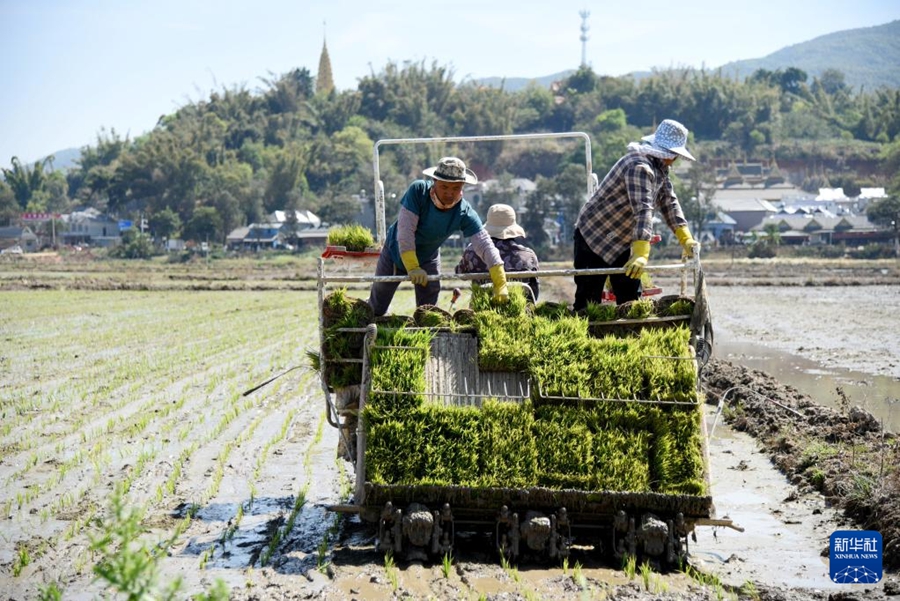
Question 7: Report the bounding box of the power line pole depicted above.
[579,10,590,68]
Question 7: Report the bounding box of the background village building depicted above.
[0,225,38,252]
[751,213,890,246]
[225,209,324,251]
[61,208,122,248]
[711,198,780,233]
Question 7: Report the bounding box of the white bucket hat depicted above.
[484,204,526,239]
[641,119,696,161]
[423,156,479,184]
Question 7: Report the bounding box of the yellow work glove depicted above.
[400,250,428,287]
[488,264,509,303]
[675,226,700,260]
[623,240,650,279]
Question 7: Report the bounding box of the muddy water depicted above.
[707,283,900,433]
[694,407,863,593]
[714,339,900,433]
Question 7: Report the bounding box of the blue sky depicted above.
[1,0,898,165]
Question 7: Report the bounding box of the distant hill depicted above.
[474,70,574,92]
[477,21,900,92]
[716,20,900,90]
[34,147,81,172]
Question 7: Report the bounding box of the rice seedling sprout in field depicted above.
[12,544,31,577]
[622,553,637,579]
[639,560,653,590]
[572,561,587,591]
[384,552,399,591]
[37,583,63,601]
[741,580,761,600]
[441,552,453,578]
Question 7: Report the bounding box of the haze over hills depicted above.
[475,71,575,92]
[716,19,900,90]
[480,20,900,92]
[43,148,81,171]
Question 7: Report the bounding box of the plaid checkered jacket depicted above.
[575,150,688,263]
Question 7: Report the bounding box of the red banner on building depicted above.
[21,213,61,221]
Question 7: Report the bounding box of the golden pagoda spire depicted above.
[316,21,335,95]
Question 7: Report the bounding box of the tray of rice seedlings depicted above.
[357,309,710,513]
[451,308,476,326]
[472,311,534,372]
[533,301,572,320]
[413,304,454,328]
[320,289,373,389]
[323,224,380,257]
[468,281,530,316]
[655,294,696,317]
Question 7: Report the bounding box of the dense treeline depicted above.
[2,61,900,246]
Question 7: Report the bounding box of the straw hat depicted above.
[641,119,695,161]
[422,157,478,184]
[484,204,526,239]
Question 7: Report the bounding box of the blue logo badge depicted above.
[830,530,882,584]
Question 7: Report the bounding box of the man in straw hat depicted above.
[367,157,509,316]
[572,119,700,309]
[456,203,540,301]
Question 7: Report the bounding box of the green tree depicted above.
[357,60,455,132]
[879,140,900,192]
[674,161,718,237]
[446,85,517,166]
[479,173,519,217]
[281,201,301,248]
[2,156,53,209]
[183,206,223,243]
[68,128,129,206]
[748,222,781,258]
[148,207,182,242]
[866,196,900,256]
[111,131,208,219]
[549,163,590,243]
[263,145,308,212]
[763,222,782,246]
[261,68,315,115]
[513,83,555,132]
[590,108,638,174]
[309,90,363,135]
[0,180,19,225]
[521,176,555,251]
[200,160,256,236]
[30,170,70,213]
[306,125,373,193]
[563,66,599,95]
[114,229,154,259]
[315,191,362,225]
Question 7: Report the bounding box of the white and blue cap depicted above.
[641,119,695,161]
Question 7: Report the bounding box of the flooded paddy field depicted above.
[1,254,899,599]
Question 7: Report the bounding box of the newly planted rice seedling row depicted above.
[0,290,325,598]
[259,410,325,566]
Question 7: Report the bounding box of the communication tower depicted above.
[579,10,590,68]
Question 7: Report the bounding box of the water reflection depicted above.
[714,339,900,433]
